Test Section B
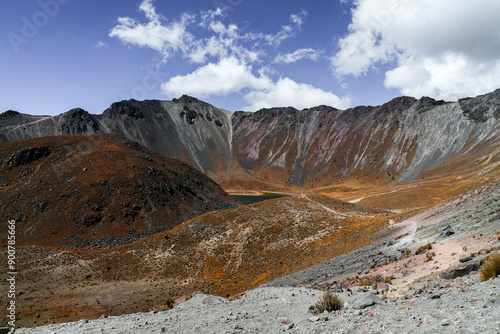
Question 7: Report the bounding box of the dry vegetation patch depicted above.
[4,195,392,327]
[479,252,500,281]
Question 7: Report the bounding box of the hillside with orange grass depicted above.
[5,194,396,327]
[0,135,238,247]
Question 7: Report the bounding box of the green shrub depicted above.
[313,292,344,314]
[479,252,500,282]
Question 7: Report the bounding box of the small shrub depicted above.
[161,296,175,310]
[479,252,500,282]
[415,243,432,255]
[313,292,344,314]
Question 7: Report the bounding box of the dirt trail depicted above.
[348,184,419,204]
[301,194,348,218]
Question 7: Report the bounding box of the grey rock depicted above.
[430,293,442,299]
[404,289,416,299]
[459,256,473,263]
[352,292,383,309]
[441,319,451,326]
[329,283,343,293]
[441,260,483,279]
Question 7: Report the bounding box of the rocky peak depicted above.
[0,110,48,128]
[104,100,147,119]
[377,96,417,115]
[303,105,339,113]
[414,96,447,113]
[1,110,20,118]
[173,95,201,104]
[63,108,90,117]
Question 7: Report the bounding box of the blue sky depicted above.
[1,0,499,116]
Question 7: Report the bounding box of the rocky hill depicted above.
[1,90,499,190]
[0,135,238,247]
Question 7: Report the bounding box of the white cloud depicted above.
[244,78,351,111]
[247,11,308,47]
[331,0,500,100]
[290,10,307,28]
[111,2,351,111]
[161,57,350,111]
[274,48,321,64]
[385,53,500,101]
[94,40,108,48]
[161,57,271,97]
[109,0,194,60]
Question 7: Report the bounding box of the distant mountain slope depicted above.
[0,135,238,247]
[1,90,499,189]
[0,96,233,173]
[232,90,500,187]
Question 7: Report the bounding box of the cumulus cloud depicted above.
[243,78,351,111]
[111,1,350,110]
[331,0,500,100]
[161,57,271,97]
[109,0,194,59]
[274,48,321,64]
[161,57,350,110]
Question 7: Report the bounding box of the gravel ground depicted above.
[12,275,500,334]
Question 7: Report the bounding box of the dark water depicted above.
[231,193,287,205]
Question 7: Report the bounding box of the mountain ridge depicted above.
[1,89,499,191]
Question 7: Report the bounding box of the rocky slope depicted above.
[0,135,238,247]
[0,96,233,173]
[10,179,500,333]
[232,90,500,188]
[1,90,499,189]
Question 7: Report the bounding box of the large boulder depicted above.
[441,259,484,279]
[351,292,383,309]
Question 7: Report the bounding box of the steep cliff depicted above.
[231,90,500,187]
